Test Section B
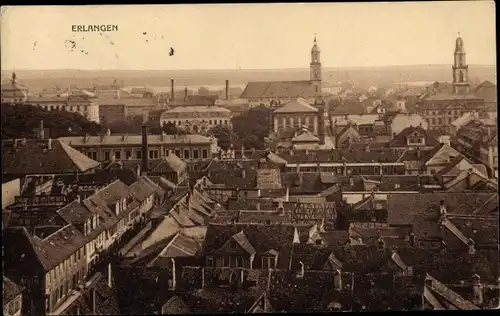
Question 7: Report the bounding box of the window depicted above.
[115,151,121,159]
[262,257,274,269]
[178,121,182,125]
[209,120,212,124]
[136,150,142,159]
[125,150,131,159]
[222,256,229,267]
[202,149,208,159]
[224,120,228,125]
[184,149,190,159]
[175,149,181,157]
[236,256,244,267]
[193,150,199,159]
[206,256,214,267]
[104,151,110,161]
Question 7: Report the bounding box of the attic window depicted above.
[315,239,323,245]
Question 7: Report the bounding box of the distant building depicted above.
[59,132,216,162]
[98,101,127,123]
[240,36,323,106]
[416,35,487,134]
[1,72,29,104]
[160,105,233,134]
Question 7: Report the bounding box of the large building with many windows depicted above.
[59,132,216,162]
[159,105,232,134]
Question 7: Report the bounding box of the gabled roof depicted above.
[231,230,257,255]
[240,81,320,99]
[274,97,319,114]
[3,276,23,303]
[2,139,101,175]
[292,131,320,143]
[388,126,439,148]
[424,274,479,310]
[151,153,187,174]
[157,232,200,258]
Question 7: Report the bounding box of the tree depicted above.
[208,124,237,150]
[198,86,210,96]
[161,121,181,134]
[232,105,271,149]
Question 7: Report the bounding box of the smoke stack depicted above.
[184,87,188,101]
[108,263,113,288]
[141,124,148,175]
[171,79,175,101]
[318,105,325,145]
[39,120,45,140]
[225,80,229,100]
[47,138,52,150]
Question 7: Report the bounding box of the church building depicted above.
[239,36,324,107]
[416,34,487,134]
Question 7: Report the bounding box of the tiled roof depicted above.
[150,153,187,174]
[56,200,93,225]
[161,296,192,314]
[202,223,297,256]
[276,148,401,164]
[446,214,499,247]
[386,193,499,226]
[2,139,101,175]
[162,105,231,114]
[420,91,482,102]
[207,160,259,189]
[3,276,23,303]
[29,224,88,271]
[240,81,320,99]
[156,232,200,258]
[388,126,440,148]
[273,97,319,113]
[129,176,163,202]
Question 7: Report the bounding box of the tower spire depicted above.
[452,33,470,94]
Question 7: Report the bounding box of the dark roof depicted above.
[207,160,259,189]
[129,176,164,202]
[240,81,321,99]
[3,276,23,303]
[161,296,192,314]
[387,193,499,227]
[2,139,101,175]
[150,153,187,174]
[276,148,401,164]
[202,223,297,256]
[388,126,440,148]
[446,214,499,247]
[56,200,93,225]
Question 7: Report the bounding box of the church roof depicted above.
[292,132,320,143]
[240,81,321,99]
[274,98,318,114]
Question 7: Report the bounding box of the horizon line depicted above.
[1,63,496,73]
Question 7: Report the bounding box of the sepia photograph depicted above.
[1,2,498,314]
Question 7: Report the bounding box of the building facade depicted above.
[26,89,100,124]
[58,133,216,162]
[159,105,233,134]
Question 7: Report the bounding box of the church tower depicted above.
[452,33,471,94]
[310,35,322,93]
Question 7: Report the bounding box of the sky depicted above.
[0,2,496,70]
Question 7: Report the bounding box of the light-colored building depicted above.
[273,98,320,134]
[416,35,487,134]
[160,105,232,134]
[1,72,29,104]
[3,276,23,316]
[26,89,100,123]
[240,36,323,107]
[2,178,20,209]
[59,132,216,162]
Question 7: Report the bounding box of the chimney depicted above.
[225,80,229,100]
[201,267,205,289]
[297,261,304,279]
[467,238,476,255]
[440,240,447,252]
[472,274,483,306]
[106,129,111,136]
[349,176,354,188]
[47,138,52,150]
[334,269,342,291]
[277,200,284,215]
[318,106,326,145]
[91,288,96,314]
[416,147,421,160]
[409,232,417,247]
[39,120,45,140]
[108,263,113,288]
[135,164,141,177]
[241,168,246,179]
[241,145,245,159]
[170,258,177,290]
[257,189,261,198]
[184,87,188,101]
[285,186,290,202]
[141,124,148,175]
[439,200,447,216]
[76,195,81,204]
[171,79,175,101]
